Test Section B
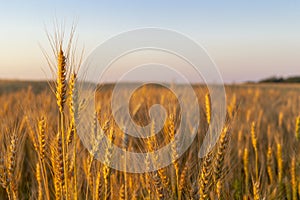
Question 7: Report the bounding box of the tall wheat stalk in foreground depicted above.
[42,24,82,200]
[56,44,70,199]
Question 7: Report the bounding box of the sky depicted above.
[0,0,299,83]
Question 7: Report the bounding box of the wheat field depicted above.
[0,38,300,200]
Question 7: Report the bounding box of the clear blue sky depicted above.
[0,0,299,82]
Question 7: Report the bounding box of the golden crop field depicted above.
[0,28,299,200]
[2,0,300,199]
[0,75,299,199]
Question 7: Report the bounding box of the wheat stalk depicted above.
[295,116,300,140]
[266,146,274,184]
[213,126,231,198]
[251,122,259,181]
[199,150,213,200]
[291,156,297,200]
[7,130,18,200]
[276,143,283,183]
[243,148,249,196]
[35,162,43,200]
[205,93,211,125]
[253,181,261,200]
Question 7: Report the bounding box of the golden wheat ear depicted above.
[205,93,211,126]
[56,46,67,113]
[213,125,231,198]
[252,181,261,200]
[38,117,46,161]
[67,72,78,145]
[198,150,214,200]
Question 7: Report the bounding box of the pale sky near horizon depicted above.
[0,0,299,83]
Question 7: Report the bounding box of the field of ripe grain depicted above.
[0,80,299,200]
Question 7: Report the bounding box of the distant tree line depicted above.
[259,76,300,83]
